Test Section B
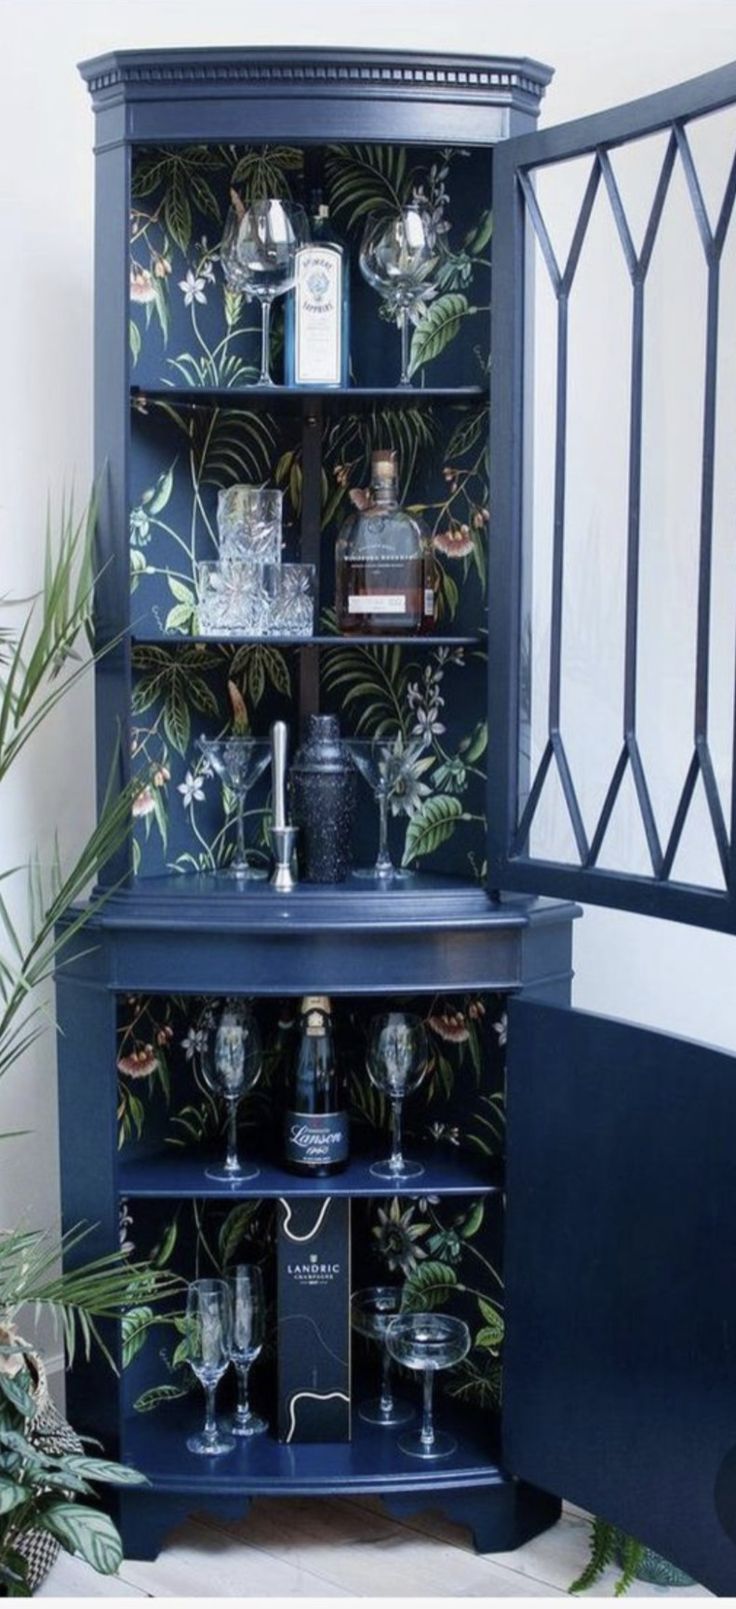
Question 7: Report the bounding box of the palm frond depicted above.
[325,144,412,230]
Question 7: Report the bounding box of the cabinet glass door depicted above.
[503,995,736,1595]
[488,63,736,931]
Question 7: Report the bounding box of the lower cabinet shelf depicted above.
[122,1395,504,1496]
[118,1148,501,1200]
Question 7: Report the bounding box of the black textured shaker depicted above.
[289,715,357,883]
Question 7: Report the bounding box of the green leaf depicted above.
[475,1313,505,1350]
[122,1305,154,1368]
[163,682,190,756]
[39,1502,123,1575]
[167,577,195,606]
[478,1297,501,1326]
[187,675,220,719]
[134,1382,190,1414]
[0,1367,36,1418]
[408,294,469,378]
[402,1260,459,1311]
[218,1202,260,1267]
[63,1456,147,1488]
[402,795,465,866]
[460,1199,485,1239]
[0,1475,25,1515]
[147,466,175,515]
[164,602,196,634]
[461,721,488,764]
[129,320,141,368]
[165,165,192,255]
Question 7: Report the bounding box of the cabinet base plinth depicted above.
[117,1491,250,1563]
[382,1480,561,1555]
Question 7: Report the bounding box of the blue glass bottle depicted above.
[284,191,350,388]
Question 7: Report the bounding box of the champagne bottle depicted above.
[284,996,349,1176]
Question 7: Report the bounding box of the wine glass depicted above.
[359,205,438,386]
[367,1011,429,1181]
[183,1279,235,1457]
[348,735,429,881]
[228,1264,268,1437]
[221,196,308,387]
[351,1286,414,1427]
[198,735,271,879]
[200,999,263,1184]
[385,1311,470,1459]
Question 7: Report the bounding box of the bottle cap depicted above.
[300,995,331,1015]
[371,449,398,482]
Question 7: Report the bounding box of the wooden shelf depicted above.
[131,384,486,410]
[121,1393,504,1497]
[118,1145,500,1202]
[131,631,485,649]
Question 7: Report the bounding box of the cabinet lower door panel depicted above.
[503,998,736,1596]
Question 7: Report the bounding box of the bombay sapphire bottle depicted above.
[284,190,350,388]
[335,449,426,635]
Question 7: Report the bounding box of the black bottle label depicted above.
[285,1110,349,1169]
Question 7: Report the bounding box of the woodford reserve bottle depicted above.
[284,190,349,388]
[335,449,429,635]
[284,996,349,1176]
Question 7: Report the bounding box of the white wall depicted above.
[1,0,735,1339]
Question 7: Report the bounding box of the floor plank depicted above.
[38,1552,147,1597]
[117,1516,351,1598]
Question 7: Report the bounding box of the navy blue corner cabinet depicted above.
[55,47,736,1589]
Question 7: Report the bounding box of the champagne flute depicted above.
[200,999,263,1183]
[228,1264,268,1437]
[386,1311,470,1459]
[221,196,308,387]
[183,1279,234,1457]
[359,205,438,386]
[367,1011,429,1181]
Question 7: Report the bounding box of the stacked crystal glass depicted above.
[194,484,316,638]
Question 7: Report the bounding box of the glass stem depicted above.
[236,1362,251,1422]
[421,1369,435,1451]
[399,306,411,386]
[225,1101,240,1174]
[375,789,393,877]
[380,1345,394,1417]
[204,1383,218,1445]
[234,791,247,871]
[390,1097,404,1171]
[259,297,273,385]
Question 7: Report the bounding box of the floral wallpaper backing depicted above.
[129,140,491,882]
[119,991,507,1419]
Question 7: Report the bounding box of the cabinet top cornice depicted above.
[78,45,553,113]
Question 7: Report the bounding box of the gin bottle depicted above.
[284,190,350,388]
[335,450,427,635]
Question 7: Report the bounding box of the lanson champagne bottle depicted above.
[284,996,349,1176]
[284,190,350,389]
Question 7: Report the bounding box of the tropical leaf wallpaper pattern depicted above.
[129,141,491,878]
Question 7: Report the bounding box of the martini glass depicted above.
[348,735,428,881]
[359,205,438,387]
[385,1311,470,1459]
[200,999,263,1184]
[198,736,271,879]
[351,1287,414,1427]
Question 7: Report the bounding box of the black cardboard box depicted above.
[276,1196,351,1443]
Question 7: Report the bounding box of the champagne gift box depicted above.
[277,1196,351,1443]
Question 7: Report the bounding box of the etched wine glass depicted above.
[198,735,271,879]
[359,205,438,386]
[351,1286,414,1427]
[228,1264,268,1437]
[348,735,429,881]
[221,197,307,387]
[385,1311,470,1459]
[199,999,263,1184]
[367,1011,429,1181]
[183,1278,235,1457]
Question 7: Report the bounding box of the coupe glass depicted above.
[351,1286,414,1427]
[183,1279,235,1456]
[366,1011,429,1181]
[348,735,428,881]
[196,559,266,636]
[198,735,271,879]
[199,998,263,1184]
[359,205,438,386]
[385,1311,470,1459]
[220,197,307,387]
[217,486,283,566]
[262,563,316,638]
[228,1264,268,1437]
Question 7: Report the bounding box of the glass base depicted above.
[205,1162,260,1184]
[398,1427,456,1460]
[186,1430,235,1457]
[370,1158,424,1182]
[227,863,269,881]
[352,865,414,884]
[231,1410,268,1438]
[358,1395,414,1427]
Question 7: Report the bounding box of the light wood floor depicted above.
[39,1496,708,1598]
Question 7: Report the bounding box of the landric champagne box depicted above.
[277,1196,351,1443]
